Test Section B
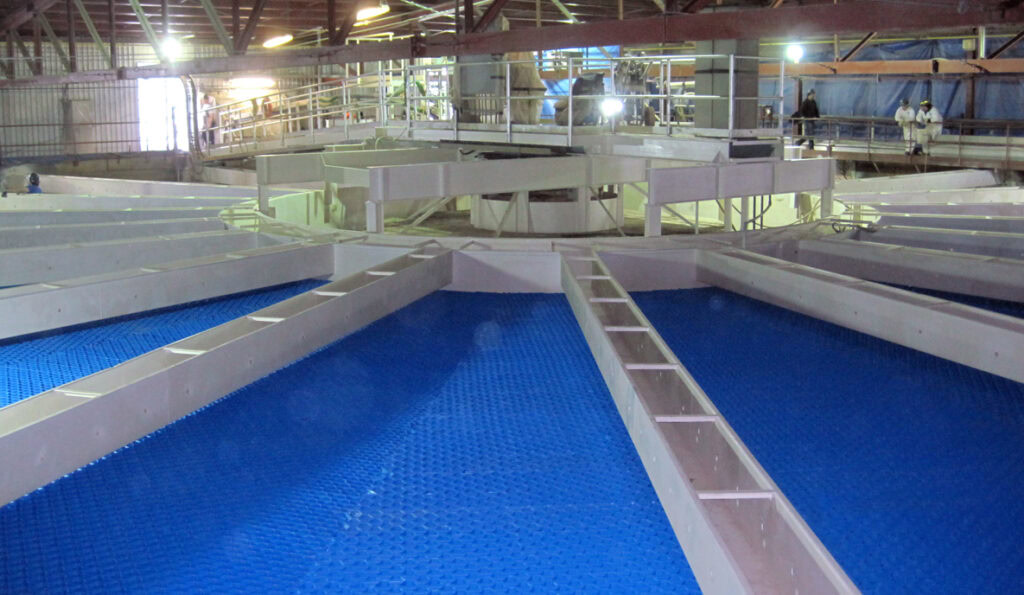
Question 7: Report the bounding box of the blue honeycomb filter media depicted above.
[0,280,325,408]
[0,292,698,593]
[633,288,1024,595]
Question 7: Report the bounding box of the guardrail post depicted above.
[567,57,574,147]
[505,61,512,143]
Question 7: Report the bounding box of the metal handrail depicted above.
[201,54,789,151]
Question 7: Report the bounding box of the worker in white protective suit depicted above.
[894,99,916,155]
[913,99,943,156]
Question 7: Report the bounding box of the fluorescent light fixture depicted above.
[356,1,390,21]
[262,34,293,48]
[161,37,183,61]
[600,98,624,118]
[786,43,804,63]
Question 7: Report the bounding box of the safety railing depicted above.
[787,115,1024,168]
[202,53,787,152]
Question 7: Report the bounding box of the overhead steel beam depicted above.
[681,0,712,13]
[464,0,474,32]
[3,2,1023,86]
[839,31,875,62]
[2,36,13,80]
[472,0,511,33]
[330,11,356,45]
[128,0,167,61]
[9,30,41,76]
[197,0,236,54]
[235,0,269,54]
[1,0,62,35]
[65,0,77,71]
[990,30,1024,58]
[72,0,113,67]
[34,14,70,72]
[107,0,115,67]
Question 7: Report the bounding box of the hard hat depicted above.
[920,99,932,106]
[901,98,910,106]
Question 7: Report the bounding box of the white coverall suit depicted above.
[916,107,943,154]
[894,106,916,154]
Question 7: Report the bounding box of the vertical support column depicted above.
[722,198,733,232]
[258,185,271,215]
[820,158,836,219]
[576,186,589,232]
[740,196,749,231]
[644,202,662,237]
[694,200,700,235]
[366,200,384,233]
[820,188,833,219]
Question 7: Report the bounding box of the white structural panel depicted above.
[794,238,1024,303]
[0,217,226,249]
[0,230,279,285]
[561,250,857,594]
[0,207,227,226]
[0,195,248,210]
[449,250,563,293]
[859,225,1024,260]
[360,156,648,203]
[864,202,1024,216]
[647,159,835,206]
[835,186,1023,206]
[0,247,453,507]
[696,248,1024,383]
[0,242,335,340]
[832,169,999,194]
[873,213,1024,234]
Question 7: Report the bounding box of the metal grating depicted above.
[0,279,324,408]
[634,287,1024,593]
[0,292,697,592]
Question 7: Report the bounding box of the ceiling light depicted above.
[161,37,183,62]
[356,0,390,21]
[263,34,294,48]
[785,43,804,63]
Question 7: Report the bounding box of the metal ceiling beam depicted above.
[234,0,269,53]
[34,13,70,72]
[3,2,1024,87]
[329,10,356,45]
[472,0,511,33]
[1,0,62,35]
[681,0,712,13]
[839,31,875,62]
[549,0,578,22]
[128,0,167,61]
[197,0,236,54]
[990,30,1024,58]
[10,30,42,76]
[72,0,112,67]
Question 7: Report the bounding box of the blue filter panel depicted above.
[634,288,1024,595]
[0,280,325,408]
[0,292,697,592]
